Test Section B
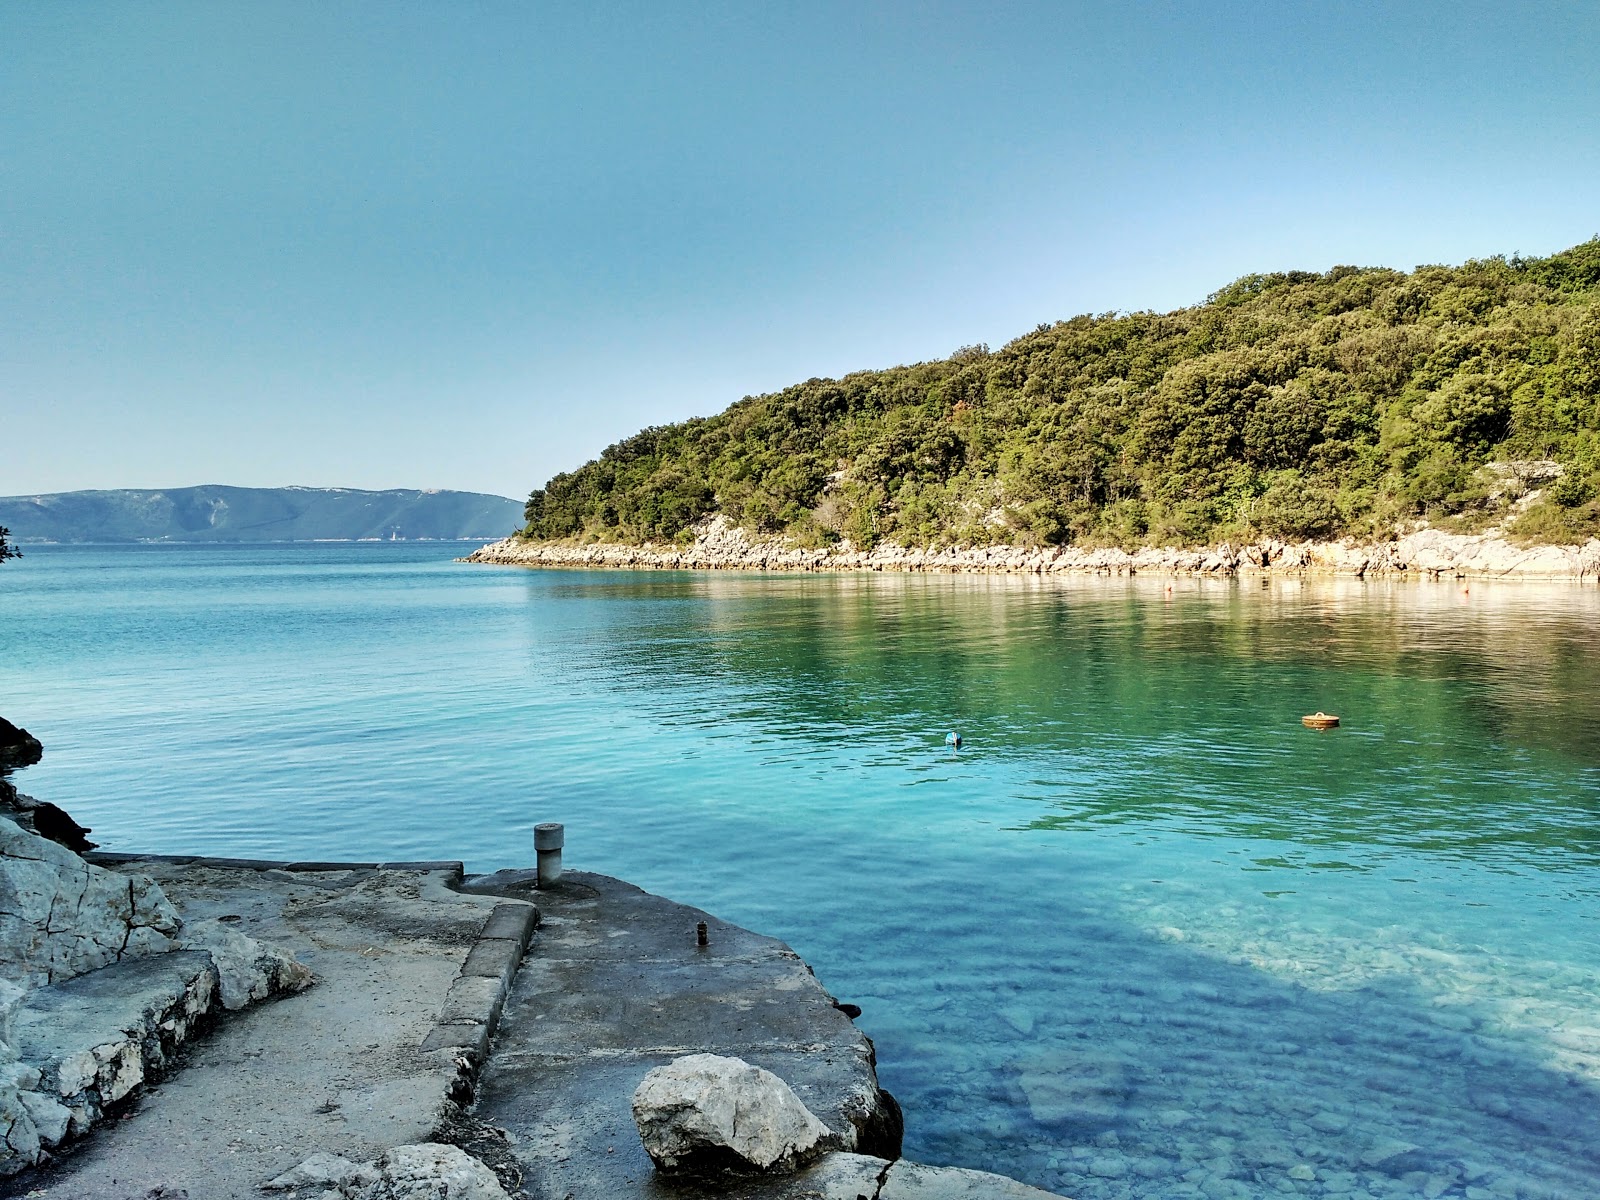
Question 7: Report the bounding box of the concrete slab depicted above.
[464,870,902,1200]
[5,862,529,1200]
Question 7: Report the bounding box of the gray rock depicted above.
[0,1080,42,1175]
[263,1151,373,1190]
[632,1052,833,1174]
[0,816,182,987]
[17,1089,71,1145]
[372,1143,513,1199]
[180,918,313,1010]
[263,1144,510,1199]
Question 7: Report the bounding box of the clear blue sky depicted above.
[5,2,1597,501]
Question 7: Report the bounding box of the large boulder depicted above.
[632,1053,834,1175]
[0,816,182,987]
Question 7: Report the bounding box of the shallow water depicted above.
[4,543,1599,1199]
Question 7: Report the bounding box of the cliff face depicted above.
[0,485,523,543]
[467,516,1600,581]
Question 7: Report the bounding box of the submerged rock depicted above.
[632,1052,834,1175]
[1015,1050,1132,1127]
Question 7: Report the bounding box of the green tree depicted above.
[0,526,18,564]
[510,239,1600,549]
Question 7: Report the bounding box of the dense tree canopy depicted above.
[525,240,1600,549]
[0,526,18,564]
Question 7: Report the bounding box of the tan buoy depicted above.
[1301,712,1340,730]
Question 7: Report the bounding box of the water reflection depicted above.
[538,572,1600,872]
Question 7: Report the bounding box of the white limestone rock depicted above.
[0,816,182,987]
[263,1151,377,1191]
[263,1144,509,1199]
[371,1143,513,1199]
[0,1083,42,1177]
[16,1089,70,1147]
[180,918,314,1010]
[0,978,22,1046]
[632,1052,833,1175]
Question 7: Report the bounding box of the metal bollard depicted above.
[535,822,564,888]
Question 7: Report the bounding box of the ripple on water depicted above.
[4,548,1600,1199]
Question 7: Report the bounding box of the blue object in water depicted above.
[945,731,962,748]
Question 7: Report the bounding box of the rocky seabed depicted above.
[863,880,1600,1200]
[465,519,1600,582]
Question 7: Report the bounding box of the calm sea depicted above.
[4,543,1599,1199]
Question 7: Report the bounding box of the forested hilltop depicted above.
[525,241,1600,550]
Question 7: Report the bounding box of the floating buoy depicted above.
[1301,712,1340,730]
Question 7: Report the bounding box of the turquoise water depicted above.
[4,543,1600,1199]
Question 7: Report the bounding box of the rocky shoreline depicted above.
[2,758,1060,1198]
[463,517,1600,582]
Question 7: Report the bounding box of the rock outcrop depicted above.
[0,718,43,771]
[0,806,312,1177]
[263,1143,514,1199]
[466,516,1600,582]
[0,780,95,854]
[0,815,181,988]
[632,1053,835,1176]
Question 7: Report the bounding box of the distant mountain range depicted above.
[0,485,524,543]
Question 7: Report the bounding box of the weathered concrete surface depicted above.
[6,859,533,1200]
[464,870,1058,1199]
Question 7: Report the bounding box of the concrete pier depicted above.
[4,855,1063,1199]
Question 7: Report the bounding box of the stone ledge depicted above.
[84,851,466,884]
[416,903,539,1080]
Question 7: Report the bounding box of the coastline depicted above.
[463,518,1600,582]
[2,777,1059,1198]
